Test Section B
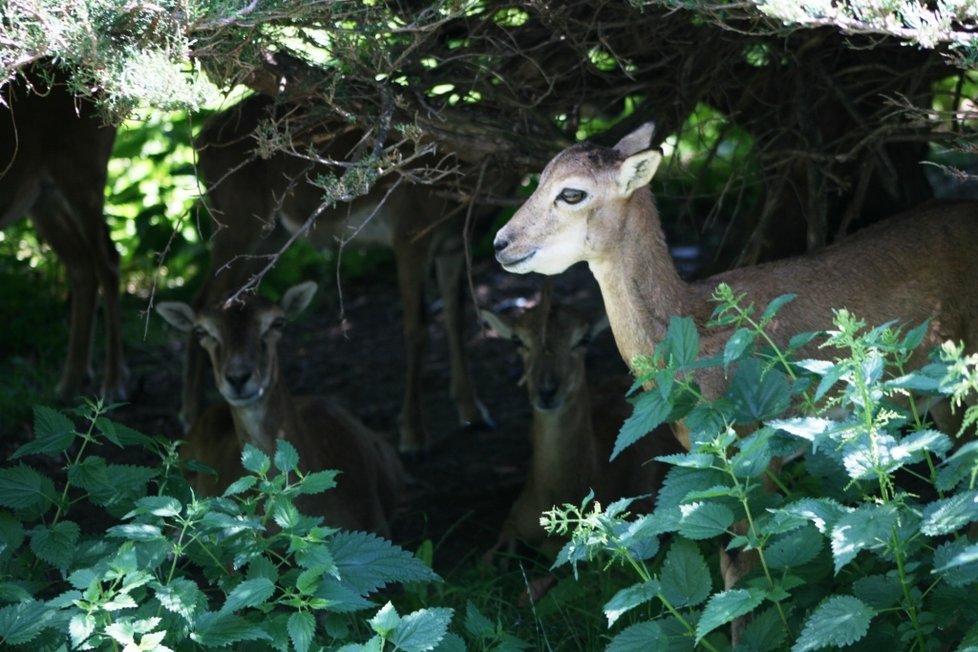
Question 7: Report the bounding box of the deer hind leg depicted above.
[31,182,127,401]
[433,245,492,431]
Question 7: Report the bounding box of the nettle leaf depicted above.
[921,491,978,536]
[0,600,58,645]
[295,542,338,575]
[615,389,672,460]
[332,531,439,595]
[11,405,75,459]
[389,607,453,652]
[274,439,300,473]
[781,498,851,535]
[767,417,834,444]
[241,445,271,475]
[298,470,339,495]
[731,427,777,478]
[370,602,401,636]
[761,293,796,324]
[606,620,667,652]
[830,504,898,574]
[95,416,155,448]
[656,466,730,511]
[765,524,822,570]
[665,315,699,367]
[603,580,661,627]
[220,577,276,614]
[68,456,116,505]
[126,495,182,519]
[656,452,715,469]
[463,602,494,639]
[937,440,978,492]
[288,611,316,652]
[792,595,874,651]
[156,577,201,622]
[223,475,257,497]
[933,539,978,586]
[723,327,755,371]
[678,502,735,540]
[0,511,25,559]
[316,578,375,613]
[852,574,901,609]
[191,611,272,647]
[0,465,54,511]
[725,358,791,423]
[106,523,163,542]
[30,520,79,570]
[696,588,765,643]
[739,605,787,652]
[659,538,711,608]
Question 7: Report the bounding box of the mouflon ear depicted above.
[156,302,197,332]
[612,122,656,157]
[280,281,318,320]
[617,149,662,197]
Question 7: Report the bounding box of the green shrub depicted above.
[543,284,978,651]
[0,399,455,651]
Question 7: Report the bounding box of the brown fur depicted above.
[1,65,126,400]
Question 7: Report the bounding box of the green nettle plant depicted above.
[543,283,978,651]
[0,400,457,651]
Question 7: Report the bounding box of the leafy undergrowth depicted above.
[2,284,978,650]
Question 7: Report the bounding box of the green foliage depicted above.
[0,398,454,650]
[542,283,978,650]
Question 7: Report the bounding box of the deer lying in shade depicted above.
[480,293,682,560]
[156,281,404,537]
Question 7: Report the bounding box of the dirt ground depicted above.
[4,256,631,577]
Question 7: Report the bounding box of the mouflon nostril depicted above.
[493,237,508,254]
[536,383,559,409]
[225,371,252,393]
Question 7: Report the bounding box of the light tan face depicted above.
[493,124,661,276]
[193,297,286,407]
[484,302,607,412]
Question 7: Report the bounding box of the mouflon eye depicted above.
[558,188,587,204]
[192,326,209,339]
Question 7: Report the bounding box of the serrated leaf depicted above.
[830,504,897,574]
[654,452,715,468]
[30,520,79,570]
[156,577,201,622]
[739,605,787,652]
[792,595,874,651]
[270,498,301,530]
[781,498,850,534]
[852,574,901,609]
[606,620,667,652]
[191,611,272,647]
[725,358,791,423]
[295,542,338,575]
[730,427,777,478]
[761,293,796,323]
[127,495,182,519]
[604,580,660,627]
[656,466,730,510]
[678,502,734,540]
[288,611,316,652]
[614,389,671,460]
[69,612,96,649]
[433,632,469,652]
[274,439,300,473]
[933,539,978,585]
[106,523,163,541]
[463,601,494,639]
[921,491,978,536]
[0,511,25,559]
[241,445,270,474]
[370,602,401,636]
[665,315,699,367]
[389,607,453,652]
[331,531,439,595]
[298,470,338,495]
[723,327,754,371]
[659,538,711,608]
[765,524,822,570]
[220,577,276,613]
[222,475,257,497]
[0,600,58,645]
[767,417,834,443]
[95,417,155,448]
[0,465,52,511]
[10,406,75,459]
[696,588,765,643]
